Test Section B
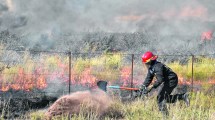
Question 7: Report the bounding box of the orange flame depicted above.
[178,76,191,85]
[201,30,213,41]
[120,67,131,86]
[0,67,48,92]
[179,6,207,19]
[68,68,98,89]
[36,77,47,89]
[1,86,9,92]
[72,68,97,86]
[178,76,215,85]
[1,55,214,92]
[208,80,215,84]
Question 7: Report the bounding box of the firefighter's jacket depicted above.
[143,61,178,88]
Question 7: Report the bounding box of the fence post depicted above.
[131,54,134,97]
[68,52,72,94]
[191,54,194,92]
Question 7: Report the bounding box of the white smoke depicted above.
[1,0,214,33]
[0,0,214,54]
[6,0,14,12]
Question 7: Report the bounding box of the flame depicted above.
[162,5,208,20]
[201,30,213,41]
[120,67,131,86]
[36,76,47,89]
[178,76,215,85]
[1,54,214,92]
[71,68,97,86]
[0,67,48,92]
[1,86,9,92]
[208,80,215,84]
[178,76,191,85]
[179,6,208,19]
[116,5,208,22]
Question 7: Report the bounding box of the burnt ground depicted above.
[0,89,57,119]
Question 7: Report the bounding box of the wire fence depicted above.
[0,49,215,98]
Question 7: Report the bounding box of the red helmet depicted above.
[142,51,158,63]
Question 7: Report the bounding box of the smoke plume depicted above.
[0,0,214,33]
[0,0,214,53]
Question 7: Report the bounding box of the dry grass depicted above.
[169,57,215,81]
[22,91,215,120]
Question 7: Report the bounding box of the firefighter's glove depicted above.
[139,85,148,94]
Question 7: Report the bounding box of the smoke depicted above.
[0,0,214,33]
[0,0,214,53]
[45,88,112,119]
[6,0,14,12]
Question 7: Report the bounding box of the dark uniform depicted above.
[143,60,187,115]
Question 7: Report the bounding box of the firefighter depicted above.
[139,51,190,116]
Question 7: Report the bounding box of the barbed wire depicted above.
[0,82,98,85]
[0,48,214,56]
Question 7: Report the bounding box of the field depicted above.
[1,0,215,119]
[26,55,215,120]
[18,92,215,120]
[0,51,215,120]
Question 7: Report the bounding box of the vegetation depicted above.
[0,46,214,91]
[169,57,215,81]
[0,2,215,119]
[18,92,215,120]
[1,30,215,56]
[0,44,214,120]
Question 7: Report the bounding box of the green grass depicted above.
[23,92,215,120]
[168,57,215,81]
[72,53,122,81]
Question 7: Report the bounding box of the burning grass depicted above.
[18,91,215,120]
[0,52,124,92]
[1,50,215,92]
[0,50,215,119]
